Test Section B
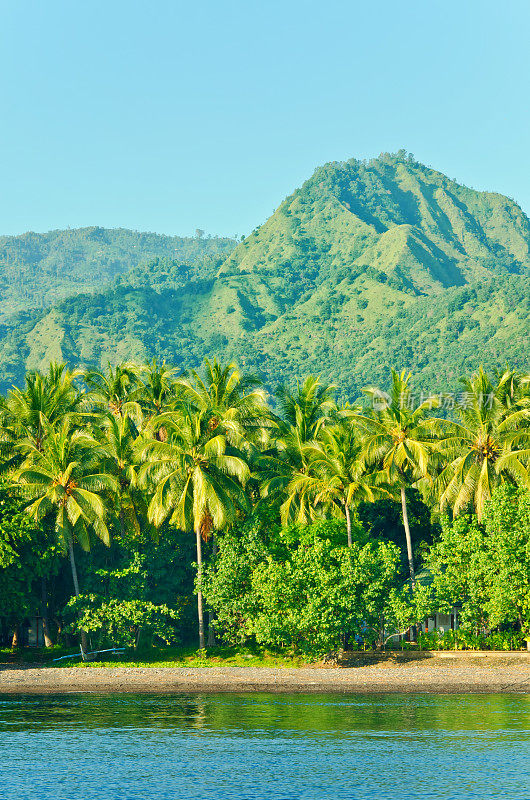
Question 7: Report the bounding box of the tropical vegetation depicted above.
[1,357,530,657]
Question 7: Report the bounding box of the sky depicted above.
[1,0,529,238]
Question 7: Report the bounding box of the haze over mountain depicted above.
[0,151,528,396]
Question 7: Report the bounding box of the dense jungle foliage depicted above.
[1,358,530,656]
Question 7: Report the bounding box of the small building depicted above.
[23,616,46,646]
[0,616,46,647]
[421,607,460,635]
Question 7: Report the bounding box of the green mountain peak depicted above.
[0,152,528,396]
[222,151,530,295]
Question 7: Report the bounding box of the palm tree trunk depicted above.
[345,505,352,548]
[400,487,415,589]
[68,537,81,596]
[195,526,206,650]
[119,503,126,536]
[68,537,89,653]
[41,577,53,648]
[207,535,217,647]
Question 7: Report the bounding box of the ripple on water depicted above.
[0,693,529,800]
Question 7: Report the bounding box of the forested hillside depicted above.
[0,151,528,395]
[0,227,235,319]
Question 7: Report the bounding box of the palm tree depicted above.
[354,370,444,588]
[84,362,142,422]
[282,422,388,546]
[494,367,530,410]
[260,375,338,515]
[139,405,250,649]
[176,358,270,448]
[137,359,180,417]
[14,419,117,650]
[95,413,145,537]
[275,375,337,443]
[0,363,84,461]
[259,426,318,524]
[435,367,530,520]
[174,360,269,644]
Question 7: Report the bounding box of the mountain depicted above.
[222,150,529,292]
[0,151,528,396]
[0,226,236,320]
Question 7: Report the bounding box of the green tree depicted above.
[85,362,142,421]
[0,484,60,647]
[0,362,84,461]
[174,358,270,644]
[435,367,530,520]
[139,405,250,648]
[357,489,437,577]
[65,596,179,650]
[201,513,270,646]
[260,376,337,520]
[204,518,401,655]
[275,375,337,443]
[280,422,387,545]
[176,358,270,447]
[355,369,443,587]
[95,413,146,538]
[137,359,179,417]
[14,420,117,650]
[385,581,435,649]
[428,486,530,639]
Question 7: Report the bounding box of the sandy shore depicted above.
[2,654,530,694]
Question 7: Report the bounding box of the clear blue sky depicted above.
[1,0,529,238]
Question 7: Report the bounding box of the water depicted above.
[1,693,529,799]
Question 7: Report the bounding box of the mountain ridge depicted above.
[0,226,236,320]
[0,151,528,395]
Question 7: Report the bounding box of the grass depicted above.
[0,645,312,669]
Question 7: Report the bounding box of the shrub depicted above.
[204,517,401,656]
[417,629,525,651]
[65,595,179,650]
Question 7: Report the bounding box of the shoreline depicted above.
[2,655,530,694]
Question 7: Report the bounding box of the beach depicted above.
[2,653,530,694]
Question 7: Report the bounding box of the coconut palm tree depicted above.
[282,422,389,546]
[139,405,250,649]
[259,375,338,514]
[175,359,271,643]
[275,375,337,443]
[435,367,530,520]
[84,362,142,422]
[494,367,530,410]
[0,363,84,462]
[137,359,180,417]
[175,358,270,448]
[354,370,444,588]
[259,426,316,524]
[14,419,117,650]
[95,413,146,538]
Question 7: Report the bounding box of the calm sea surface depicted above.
[0,693,529,800]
